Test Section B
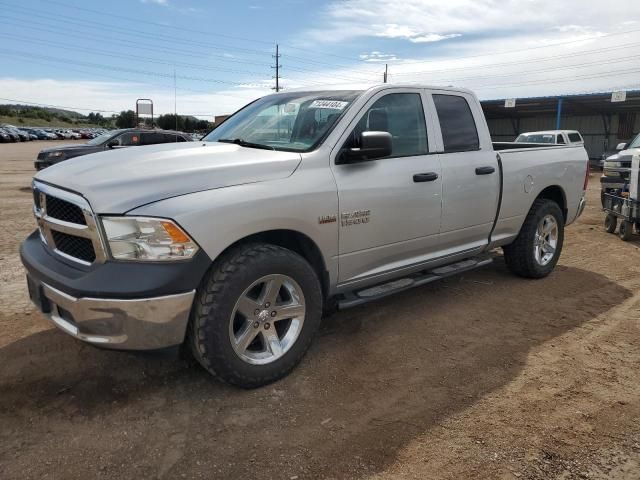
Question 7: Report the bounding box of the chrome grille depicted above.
[51,231,96,263]
[45,195,87,225]
[32,181,106,266]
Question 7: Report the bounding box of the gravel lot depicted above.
[1,141,639,479]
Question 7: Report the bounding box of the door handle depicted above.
[413,172,439,182]
[475,166,495,175]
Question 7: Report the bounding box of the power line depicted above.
[463,66,640,90]
[396,53,640,85]
[0,6,273,58]
[0,32,270,77]
[0,49,272,88]
[0,97,120,113]
[27,0,377,65]
[0,16,272,67]
[6,0,640,76]
[0,15,382,84]
[36,0,274,46]
[391,41,640,77]
[384,27,640,68]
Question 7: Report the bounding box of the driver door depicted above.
[330,89,443,286]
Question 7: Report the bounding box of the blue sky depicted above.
[1,0,639,117]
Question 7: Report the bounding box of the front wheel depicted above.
[604,214,617,234]
[187,243,323,388]
[503,199,564,279]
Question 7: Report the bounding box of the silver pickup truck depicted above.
[21,85,588,388]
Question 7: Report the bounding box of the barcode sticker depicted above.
[309,100,349,110]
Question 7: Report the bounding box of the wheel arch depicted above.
[214,229,330,300]
[535,185,567,222]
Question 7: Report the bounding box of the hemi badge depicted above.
[318,215,337,224]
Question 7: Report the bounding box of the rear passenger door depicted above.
[429,91,500,254]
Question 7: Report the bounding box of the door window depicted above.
[568,132,582,142]
[140,132,167,145]
[114,132,140,146]
[433,94,479,152]
[556,134,566,144]
[344,93,428,158]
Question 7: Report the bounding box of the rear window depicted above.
[568,133,582,142]
[433,94,479,152]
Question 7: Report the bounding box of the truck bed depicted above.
[493,142,566,151]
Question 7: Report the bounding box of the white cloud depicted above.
[410,33,462,43]
[301,0,634,44]
[373,24,461,43]
[359,51,398,62]
[140,0,169,5]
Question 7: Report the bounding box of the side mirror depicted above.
[616,142,628,151]
[107,140,119,148]
[341,131,392,163]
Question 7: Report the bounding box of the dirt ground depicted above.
[1,141,639,480]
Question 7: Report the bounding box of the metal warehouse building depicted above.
[481,90,640,160]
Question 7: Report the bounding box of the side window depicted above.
[177,135,187,142]
[568,132,582,142]
[556,134,566,144]
[345,93,428,158]
[116,132,140,146]
[433,94,479,152]
[140,132,166,145]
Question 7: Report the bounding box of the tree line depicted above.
[113,110,212,132]
[0,104,213,132]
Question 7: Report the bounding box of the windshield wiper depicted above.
[217,138,275,150]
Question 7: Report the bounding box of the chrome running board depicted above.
[337,256,493,310]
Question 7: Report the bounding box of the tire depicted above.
[619,220,633,241]
[604,214,617,234]
[187,243,323,388]
[503,198,564,279]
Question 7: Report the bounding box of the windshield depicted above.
[629,134,640,149]
[87,129,124,146]
[203,90,362,152]
[515,133,556,144]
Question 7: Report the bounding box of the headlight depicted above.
[101,216,199,261]
[605,161,621,168]
[46,151,65,159]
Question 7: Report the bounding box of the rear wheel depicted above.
[503,199,564,279]
[619,220,633,241]
[604,214,617,234]
[187,243,322,388]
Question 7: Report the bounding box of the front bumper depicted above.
[21,230,211,350]
[29,278,195,350]
[576,196,586,219]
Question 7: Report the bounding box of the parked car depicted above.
[19,128,37,140]
[2,125,29,141]
[600,133,640,205]
[515,130,584,146]
[0,127,19,142]
[34,128,192,170]
[0,128,11,143]
[22,85,587,388]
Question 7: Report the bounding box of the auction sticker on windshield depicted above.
[309,100,349,110]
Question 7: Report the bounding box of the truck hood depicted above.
[35,141,302,213]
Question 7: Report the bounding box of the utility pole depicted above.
[272,43,282,92]
[174,67,177,133]
[383,64,388,83]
